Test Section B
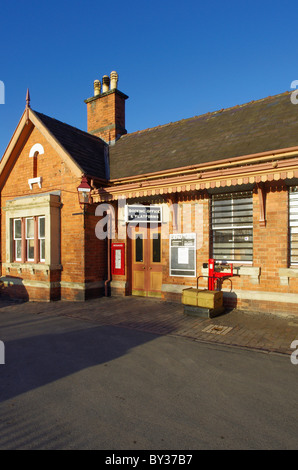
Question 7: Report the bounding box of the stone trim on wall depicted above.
[222,288,298,305]
[110,280,128,289]
[279,268,298,285]
[3,262,62,275]
[161,282,298,306]
[0,276,60,289]
[60,280,104,290]
[201,266,260,284]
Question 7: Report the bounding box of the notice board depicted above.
[170,233,196,277]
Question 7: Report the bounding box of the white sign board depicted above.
[125,205,162,223]
[170,233,196,277]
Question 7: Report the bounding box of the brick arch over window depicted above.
[29,143,44,183]
[29,143,44,158]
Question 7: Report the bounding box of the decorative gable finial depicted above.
[26,88,30,124]
[26,88,30,108]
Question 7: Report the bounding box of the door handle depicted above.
[149,267,152,270]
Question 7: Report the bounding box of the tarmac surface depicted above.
[0,295,298,356]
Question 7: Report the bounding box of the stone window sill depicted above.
[2,262,63,275]
[202,265,260,284]
[279,268,298,285]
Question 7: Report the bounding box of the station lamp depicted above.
[77,175,92,210]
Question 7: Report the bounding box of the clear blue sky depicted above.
[0,0,298,157]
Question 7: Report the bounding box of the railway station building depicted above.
[1,72,298,316]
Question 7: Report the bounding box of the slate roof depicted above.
[109,91,298,179]
[33,110,108,180]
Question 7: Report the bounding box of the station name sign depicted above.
[125,205,162,223]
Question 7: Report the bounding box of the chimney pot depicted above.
[85,72,128,143]
[94,80,101,96]
[102,75,110,93]
[110,71,118,90]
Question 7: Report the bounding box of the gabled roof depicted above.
[109,91,298,179]
[32,111,108,180]
[0,108,108,186]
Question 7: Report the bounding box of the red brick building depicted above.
[1,72,298,315]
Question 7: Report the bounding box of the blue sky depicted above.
[0,0,298,157]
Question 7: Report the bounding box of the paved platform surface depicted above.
[1,296,298,356]
[0,297,298,354]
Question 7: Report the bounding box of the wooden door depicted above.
[130,224,162,297]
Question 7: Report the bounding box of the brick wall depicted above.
[110,186,298,316]
[161,184,298,315]
[84,207,107,298]
[0,126,102,301]
[4,119,298,316]
[86,91,126,143]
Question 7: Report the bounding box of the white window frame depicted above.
[25,217,35,262]
[13,218,22,262]
[38,216,45,262]
[12,216,47,263]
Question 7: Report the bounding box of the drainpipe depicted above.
[105,211,111,296]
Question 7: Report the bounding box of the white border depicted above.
[169,233,196,278]
[125,204,162,223]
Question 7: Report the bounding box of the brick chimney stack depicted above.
[85,71,128,144]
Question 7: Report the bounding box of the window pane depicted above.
[28,239,34,260]
[212,193,253,229]
[39,217,45,238]
[213,229,253,261]
[15,240,22,260]
[14,219,22,239]
[26,218,34,239]
[152,233,161,263]
[40,239,45,261]
[135,235,143,262]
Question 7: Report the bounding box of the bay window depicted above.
[5,193,61,269]
[13,216,46,263]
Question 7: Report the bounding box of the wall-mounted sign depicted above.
[170,233,196,277]
[125,205,162,223]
